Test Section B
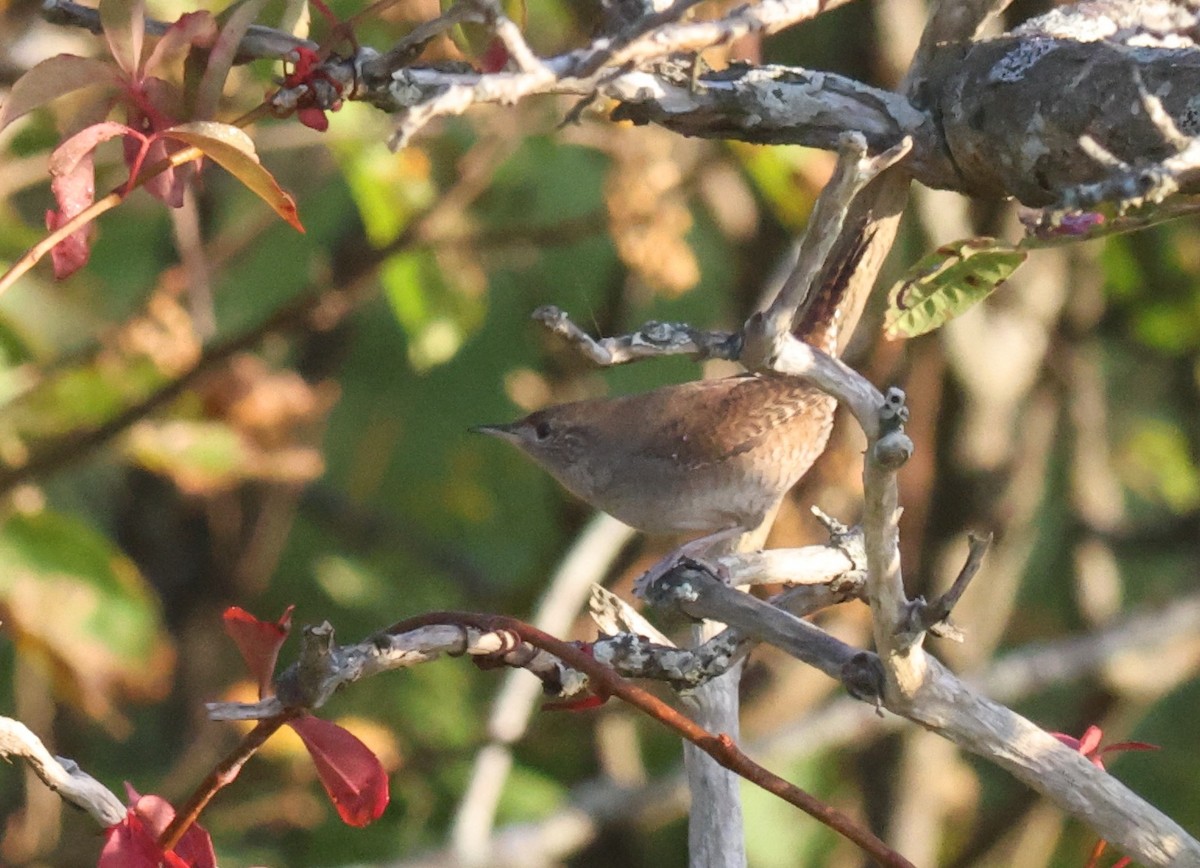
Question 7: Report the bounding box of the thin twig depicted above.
[532,305,740,366]
[913,531,993,639]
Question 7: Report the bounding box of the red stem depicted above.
[386,612,915,868]
[157,707,303,853]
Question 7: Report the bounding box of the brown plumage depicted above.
[472,374,830,535]
[476,216,878,539]
[475,374,834,536]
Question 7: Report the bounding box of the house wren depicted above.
[474,373,835,538]
[475,218,880,553]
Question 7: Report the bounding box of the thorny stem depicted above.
[385,612,915,868]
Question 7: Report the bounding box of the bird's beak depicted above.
[469,423,522,442]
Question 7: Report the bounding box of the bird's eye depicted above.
[534,421,552,440]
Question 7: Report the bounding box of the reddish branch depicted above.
[157,708,303,853]
[385,612,915,868]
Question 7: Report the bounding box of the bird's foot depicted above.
[633,526,743,599]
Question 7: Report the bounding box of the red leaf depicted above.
[222,605,293,697]
[1078,725,1104,757]
[142,12,218,76]
[1084,837,1108,868]
[1051,732,1081,751]
[148,815,214,867]
[45,121,137,278]
[0,55,121,133]
[130,75,183,134]
[289,715,389,826]
[1053,725,1158,774]
[297,107,330,132]
[100,788,215,868]
[45,208,93,279]
[50,121,137,179]
[100,0,146,78]
[130,135,191,207]
[479,38,510,73]
[99,811,161,868]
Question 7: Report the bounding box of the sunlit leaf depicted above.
[0,55,121,133]
[884,238,1027,339]
[338,134,433,245]
[504,0,527,28]
[126,419,244,489]
[100,0,146,78]
[160,122,304,230]
[729,142,820,231]
[0,510,173,726]
[125,418,325,493]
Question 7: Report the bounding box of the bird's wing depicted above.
[630,375,830,470]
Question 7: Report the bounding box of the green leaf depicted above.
[337,128,435,246]
[0,510,172,724]
[126,419,245,490]
[0,312,35,370]
[1120,418,1200,513]
[730,142,818,231]
[381,250,485,371]
[28,366,130,430]
[160,121,304,231]
[0,55,121,133]
[99,0,145,78]
[884,238,1027,339]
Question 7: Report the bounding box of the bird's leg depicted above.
[633,525,746,598]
